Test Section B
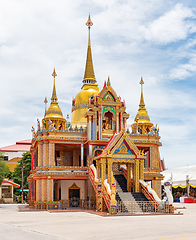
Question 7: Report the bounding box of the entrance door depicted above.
[69,189,80,198]
[69,189,80,207]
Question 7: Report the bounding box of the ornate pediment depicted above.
[103,91,114,102]
[114,141,134,155]
[68,182,80,189]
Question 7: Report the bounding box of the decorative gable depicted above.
[103,91,114,101]
[114,141,134,155]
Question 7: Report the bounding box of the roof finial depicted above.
[86,13,93,47]
[51,68,58,102]
[83,14,96,84]
[139,76,145,108]
[44,96,48,116]
[107,76,111,87]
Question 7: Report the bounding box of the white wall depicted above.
[4,151,26,160]
[60,180,85,200]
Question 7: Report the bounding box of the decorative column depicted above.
[41,179,47,202]
[101,158,106,182]
[139,159,144,181]
[38,142,43,167]
[89,117,92,140]
[47,178,53,202]
[36,179,41,202]
[120,112,123,130]
[93,113,97,140]
[49,142,55,166]
[98,111,102,140]
[43,142,46,167]
[107,158,113,185]
[116,110,119,133]
[134,159,140,192]
[127,163,132,192]
[81,144,84,167]
[97,162,100,179]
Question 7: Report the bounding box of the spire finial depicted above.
[44,96,48,117]
[51,68,58,102]
[83,14,96,84]
[139,76,145,108]
[107,76,111,86]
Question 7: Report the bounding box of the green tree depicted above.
[13,151,31,189]
[0,152,11,185]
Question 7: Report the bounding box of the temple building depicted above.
[28,15,166,213]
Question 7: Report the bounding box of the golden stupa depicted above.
[71,14,99,126]
[132,77,153,134]
[43,68,66,130]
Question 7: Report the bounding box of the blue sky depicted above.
[0,0,196,169]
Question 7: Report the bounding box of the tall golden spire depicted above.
[51,68,58,102]
[83,14,96,84]
[139,77,145,108]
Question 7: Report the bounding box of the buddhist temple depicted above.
[28,15,169,214]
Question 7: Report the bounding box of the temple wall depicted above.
[63,151,73,166]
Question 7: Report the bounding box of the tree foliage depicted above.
[13,151,31,189]
[0,152,11,185]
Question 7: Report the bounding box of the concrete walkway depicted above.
[0,203,196,240]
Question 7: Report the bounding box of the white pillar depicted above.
[81,144,84,166]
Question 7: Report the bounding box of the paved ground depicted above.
[0,203,196,240]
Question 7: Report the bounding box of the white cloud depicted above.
[140,4,195,44]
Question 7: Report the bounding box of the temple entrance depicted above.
[68,183,80,207]
[69,189,80,198]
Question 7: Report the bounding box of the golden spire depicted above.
[139,77,145,108]
[83,14,96,84]
[51,68,58,102]
[107,76,111,87]
[44,96,48,117]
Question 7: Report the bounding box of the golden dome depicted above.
[134,108,152,125]
[71,84,99,125]
[45,102,64,119]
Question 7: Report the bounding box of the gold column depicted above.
[139,159,144,181]
[134,159,140,192]
[94,113,97,141]
[107,159,113,185]
[127,163,131,192]
[101,158,106,182]
[85,180,87,200]
[47,178,53,202]
[49,142,55,166]
[97,162,100,179]
[38,142,43,167]
[41,179,47,202]
[43,142,48,167]
[98,111,102,140]
[36,180,41,201]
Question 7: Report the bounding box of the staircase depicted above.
[114,175,142,213]
[131,192,149,202]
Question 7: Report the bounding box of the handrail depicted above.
[139,180,162,204]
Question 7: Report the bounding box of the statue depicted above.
[163,182,173,204]
[103,116,112,130]
[31,126,36,138]
[37,119,40,131]
[42,119,46,130]
[48,119,55,130]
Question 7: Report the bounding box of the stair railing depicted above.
[139,180,173,213]
[89,164,99,192]
[102,174,117,214]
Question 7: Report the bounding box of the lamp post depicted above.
[21,158,24,203]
